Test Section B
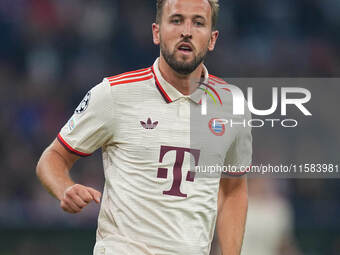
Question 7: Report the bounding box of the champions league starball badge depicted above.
[75,91,91,114]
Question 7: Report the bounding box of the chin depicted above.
[177,55,194,63]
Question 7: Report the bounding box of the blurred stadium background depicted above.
[0,0,339,254]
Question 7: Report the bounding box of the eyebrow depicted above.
[169,14,183,19]
[169,13,207,21]
[192,15,206,21]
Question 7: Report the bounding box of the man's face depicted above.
[153,0,219,75]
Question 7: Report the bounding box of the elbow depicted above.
[36,154,44,181]
[36,147,51,181]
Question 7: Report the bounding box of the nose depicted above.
[181,20,192,39]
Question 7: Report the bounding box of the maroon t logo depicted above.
[157,146,200,197]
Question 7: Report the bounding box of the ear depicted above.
[208,30,219,51]
[152,23,160,45]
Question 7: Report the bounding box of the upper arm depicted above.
[219,177,247,199]
[36,138,81,201]
[47,138,81,169]
[218,177,248,213]
[37,138,80,173]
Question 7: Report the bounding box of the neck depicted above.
[158,55,204,96]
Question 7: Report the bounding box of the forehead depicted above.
[163,0,212,19]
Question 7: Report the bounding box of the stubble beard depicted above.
[160,39,209,75]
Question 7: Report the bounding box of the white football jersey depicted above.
[58,58,252,255]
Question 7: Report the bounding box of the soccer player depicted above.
[36,0,252,254]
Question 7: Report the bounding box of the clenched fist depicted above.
[60,184,101,213]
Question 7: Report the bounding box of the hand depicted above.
[60,184,101,213]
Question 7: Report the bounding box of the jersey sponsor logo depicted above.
[157,146,200,197]
[75,91,91,114]
[140,117,158,129]
[209,118,226,136]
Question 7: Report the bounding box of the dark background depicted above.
[0,0,339,254]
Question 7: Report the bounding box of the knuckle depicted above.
[84,196,92,203]
[63,196,71,204]
[65,199,76,208]
[78,191,90,201]
[61,201,76,213]
[74,184,83,191]
[75,196,87,206]
[65,190,74,197]
[77,201,86,208]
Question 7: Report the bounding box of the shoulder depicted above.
[104,67,153,88]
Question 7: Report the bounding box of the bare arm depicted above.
[216,176,248,255]
[36,139,101,213]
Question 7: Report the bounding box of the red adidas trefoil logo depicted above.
[140,118,158,129]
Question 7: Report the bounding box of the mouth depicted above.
[177,42,193,54]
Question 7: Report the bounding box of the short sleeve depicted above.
[223,107,252,176]
[58,79,114,156]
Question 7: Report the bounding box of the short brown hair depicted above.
[156,0,219,29]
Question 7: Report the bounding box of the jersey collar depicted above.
[151,58,208,104]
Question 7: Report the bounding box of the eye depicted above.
[171,19,181,24]
[194,21,204,27]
